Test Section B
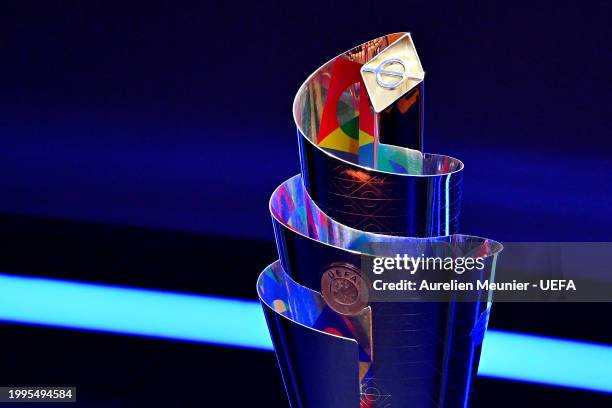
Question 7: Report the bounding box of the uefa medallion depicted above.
[321,263,369,315]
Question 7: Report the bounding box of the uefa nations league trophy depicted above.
[257,33,502,407]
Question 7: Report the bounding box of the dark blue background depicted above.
[2,0,611,241]
[1,1,611,406]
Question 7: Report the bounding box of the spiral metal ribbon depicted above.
[257,33,502,407]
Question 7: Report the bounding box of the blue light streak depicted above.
[0,273,610,393]
[0,273,271,350]
[479,330,612,394]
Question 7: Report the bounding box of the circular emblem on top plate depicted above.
[321,263,369,315]
[362,57,407,89]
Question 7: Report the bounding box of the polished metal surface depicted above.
[360,33,425,112]
[321,262,369,316]
[258,33,502,407]
[362,57,407,90]
[298,139,463,235]
[258,262,360,408]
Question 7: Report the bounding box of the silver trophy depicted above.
[257,33,502,407]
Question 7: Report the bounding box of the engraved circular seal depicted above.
[362,57,407,89]
[321,263,369,315]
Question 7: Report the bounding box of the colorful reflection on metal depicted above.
[0,273,610,394]
[259,33,503,407]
